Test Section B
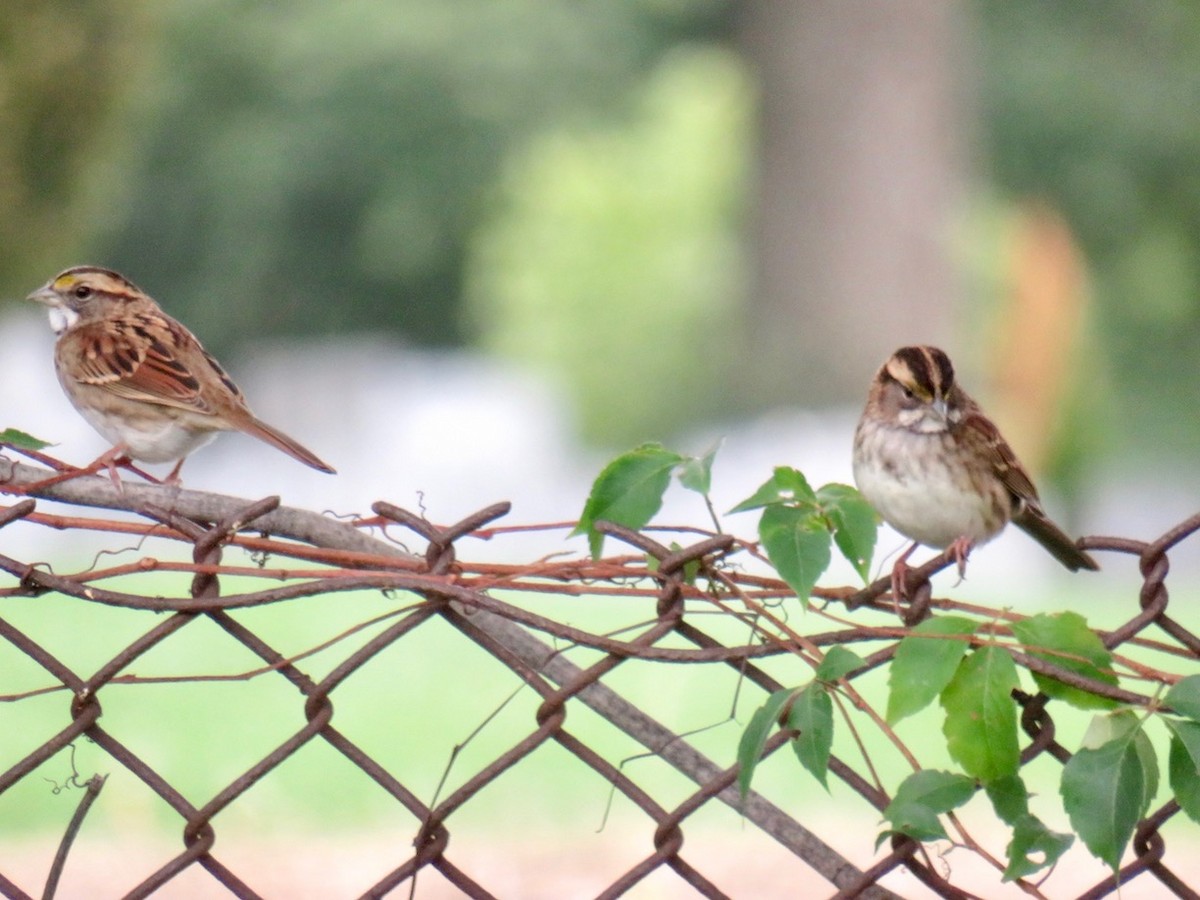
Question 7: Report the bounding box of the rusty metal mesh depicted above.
[0,454,1197,899]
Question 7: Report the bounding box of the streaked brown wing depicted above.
[65,314,218,415]
[959,409,1041,503]
[198,347,245,401]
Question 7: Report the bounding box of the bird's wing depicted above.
[959,409,1041,505]
[62,312,240,417]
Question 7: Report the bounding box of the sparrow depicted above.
[853,345,1097,597]
[28,265,335,484]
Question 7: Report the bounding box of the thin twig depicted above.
[42,773,107,900]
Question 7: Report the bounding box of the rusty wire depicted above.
[0,453,1197,898]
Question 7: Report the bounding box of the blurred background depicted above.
[4,3,1200,894]
[5,0,1200,496]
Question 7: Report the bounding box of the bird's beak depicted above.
[26,285,61,308]
[930,397,949,423]
[28,284,76,334]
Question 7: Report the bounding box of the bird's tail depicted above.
[1014,507,1097,571]
[243,416,336,474]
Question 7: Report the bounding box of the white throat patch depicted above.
[47,306,79,335]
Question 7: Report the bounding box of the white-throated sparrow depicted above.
[28,266,335,482]
[853,345,1096,595]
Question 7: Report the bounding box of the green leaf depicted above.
[0,428,52,451]
[985,775,1073,880]
[788,682,834,789]
[729,466,816,514]
[1061,712,1158,869]
[941,645,1020,782]
[886,616,979,724]
[985,774,1030,825]
[676,441,720,495]
[757,505,831,601]
[1079,710,1135,748]
[816,483,877,582]
[1134,723,1159,809]
[1011,612,1119,710]
[1077,713,1158,815]
[1166,674,1200,721]
[575,443,684,558]
[881,770,975,844]
[737,687,799,800]
[1005,814,1075,881]
[816,645,866,683]
[1166,719,1200,824]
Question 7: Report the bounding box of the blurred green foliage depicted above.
[90,0,731,352]
[975,0,1200,454]
[465,48,750,444]
[0,1,149,290]
[7,1,1200,454]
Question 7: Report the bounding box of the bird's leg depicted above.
[890,541,920,607]
[163,457,187,486]
[99,447,129,493]
[948,536,974,581]
[11,447,127,493]
[83,446,140,495]
[12,446,158,495]
[887,537,974,610]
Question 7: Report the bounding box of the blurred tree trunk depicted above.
[736,1,970,407]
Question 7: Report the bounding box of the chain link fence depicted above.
[0,454,1197,898]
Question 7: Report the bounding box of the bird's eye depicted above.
[901,385,916,400]
[73,285,92,300]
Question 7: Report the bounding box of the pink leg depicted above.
[163,457,187,485]
[890,542,920,604]
[16,446,130,493]
[99,447,131,493]
[948,536,974,579]
[14,447,162,495]
[887,537,975,610]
